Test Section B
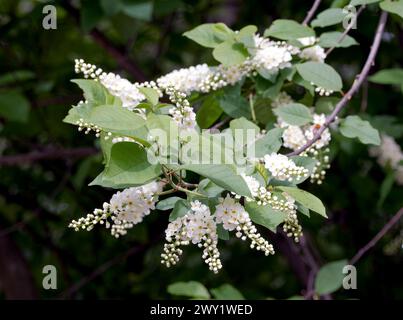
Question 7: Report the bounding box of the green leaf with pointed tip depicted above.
[350,0,381,5]
[156,197,183,211]
[319,32,358,48]
[245,202,287,232]
[339,115,381,145]
[296,62,343,91]
[264,19,315,40]
[213,39,249,66]
[138,87,159,106]
[274,103,313,126]
[315,259,348,295]
[277,186,327,217]
[311,8,346,28]
[101,142,161,187]
[368,68,403,85]
[183,23,234,48]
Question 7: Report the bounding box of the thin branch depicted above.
[350,207,403,265]
[325,5,366,56]
[0,147,97,166]
[302,0,322,26]
[287,12,388,156]
[60,0,147,82]
[210,117,231,131]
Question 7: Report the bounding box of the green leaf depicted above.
[71,79,121,106]
[81,0,104,32]
[198,179,225,197]
[296,62,343,91]
[212,40,249,66]
[211,284,245,300]
[169,199,190,221]
[277,186,327,217]
[245,202,287,232]
[0,91,30,122]
[138,87,159,106]
[274,103,313,126]
[380,0,403,19]
[217,224,230,240]
[318,32,358,48]
[311,8,347,28]
[87,105,148,142]
[368,68,403,85]
[217,84,251,119]
[121,0,153,21]
[156,197,183,210]
[339,115,381,145]
[196,95,223,129]
[100,0,122,15]
[0,70,35,86]
[183,23,234,48]
[167,281,210,299]
[315,259,348,295]
[178,164,252,197]
[350,0,381,5]
[247,128,284,158]
[264,19,315,40]
[101,142,161,187]
[315,97,339,114]
[236,25,258,48]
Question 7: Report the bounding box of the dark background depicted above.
[0,0,402,299]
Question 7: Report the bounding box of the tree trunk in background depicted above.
[0,228,38,299]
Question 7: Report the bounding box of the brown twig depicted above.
[287,12,388,156]
[302,0,322,26]
[350,207,403,265]
[0,147,97,166]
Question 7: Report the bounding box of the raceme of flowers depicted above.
[69,181,163,238]
[162,196,275,273]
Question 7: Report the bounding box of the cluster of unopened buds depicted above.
[165,87,197,131]
[313,84,334,96]
[264,153,309,181]
[76,118,102,137]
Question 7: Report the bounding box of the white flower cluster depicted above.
[264,153,309,181]
[242,174,303,241]
[74,59,162,111]
[215,195,275,255]
[370,134,403,185]
[166,87,197,131]
[162,201,221,273]
[69,181,163,238]
[251,36,296,74]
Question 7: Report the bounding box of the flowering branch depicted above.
[287,11,388,157]
[302,0,322,26]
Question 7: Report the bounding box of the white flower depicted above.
[215,195,250,231]
[264,153,309,181]
[69,181,163,238]
[300,45,326,62]
[282,125,308,150]
[298,36,316,46]
[162,201,221,273]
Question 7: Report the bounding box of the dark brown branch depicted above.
[0,147,97,166]
[350,207,403,265]
[302,0,322,26]
[287,11,388,156]
[60,0,147,82]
